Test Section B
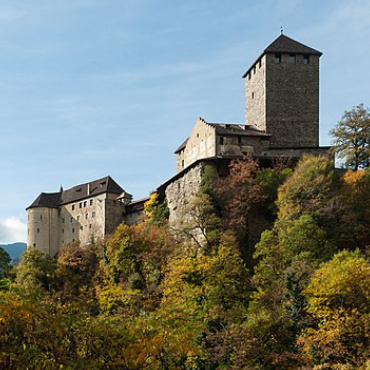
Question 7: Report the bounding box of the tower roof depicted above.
[242,34,322,78]
[264,34,322,55]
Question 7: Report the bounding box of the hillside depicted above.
[0,242,26,263]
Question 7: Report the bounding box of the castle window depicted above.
[303,54,310,64]
[197,133,199,138]
[90,199,93,206]
[72,228,75,233]
[92,211,96,218]
[89,224,92,229]
[37,228,40,233]
[259,59,262,68]
[238,136,242,144]
[275,53,281,63]
[79,202,82,209]
[77,215,80,222]
[33,243,36,247]
[85,213,88,219]
[62,229,64,234]
[80,226,83,231]
[253,66,256,74]
[84,201,87,207]
[62,218,65,223]
[182,160,184,167]
[248,73,251,80]
[252,92,255,99]
[219,137,224,145]
[70,217,73,223]
[289,54,296,64]
[72,204,75,211]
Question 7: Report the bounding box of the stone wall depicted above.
[165,162,204,224]
[27,207,59,256]
[265,53,320,148]
[245,55,266,130]
[216,134,270,157]
[176,118,216,172]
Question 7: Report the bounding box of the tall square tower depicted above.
[243,34,322,148]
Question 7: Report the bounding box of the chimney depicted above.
[87,183,91,195]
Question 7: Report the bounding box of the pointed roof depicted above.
[264,34,322,55]
[27,176,125,209]
[242,34,322,78]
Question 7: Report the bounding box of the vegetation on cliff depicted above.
[0,155,369,369]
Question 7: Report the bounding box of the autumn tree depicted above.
[330,103,370,170]
[298,250,370,368]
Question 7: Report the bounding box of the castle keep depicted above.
[27,34,330,255]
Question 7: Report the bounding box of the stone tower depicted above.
[243,34,322,148]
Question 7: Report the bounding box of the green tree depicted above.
[330,104,370,170]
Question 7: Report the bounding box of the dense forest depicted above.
[0,152,369,369]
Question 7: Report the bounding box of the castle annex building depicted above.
[27,34,330,255]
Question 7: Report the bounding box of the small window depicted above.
[72,239,75,242]
[85,213,88,219]
[77,215,80,222]
[289,54,296,64]
[253,66,256,74]
[90,199,93,206]
[62,229,64,234]
[259,59,262,68]
[89,224,92,229]
[275,53,281,64]
[72,204,75,211]
[70,217,73,223]
[84,201,87,208]
[252,92,255,99]
[220,137,224,145]
[79,202,82,209]
[72,228,75,233]
[92,211,96,218]
[80,226,83,231]
[37,228,40,233]
[181,159,184,167]
[248,73,251,80]
[61,218,65,223]
[238,136,242,144]
[303,54,310,64]
[197,133,199,138]
[33,243,36,247]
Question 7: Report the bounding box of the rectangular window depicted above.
[259,59,262,68]
[92,211,96,218]
[72,228,75,233]
[289,54,296,64]
[62,218,65,223]
[89,224,92,229]
[90,199,93,206]
[84,201,87,208]
[79,202,82,209]
[253,66,256,74]
[182,159,184,167]
[251,92,255,99]
[238,136,242,144]
[248,73,251,80]
[80,226,83,231]
[275,53,281,64]
[37,228,40,233]
[220,137,224,145]
[62,229,64,234]
[70,217,73,223]
[303,54,310,64]
[72,204,75,211]
[85,213,88,219]
[77,215,80,222]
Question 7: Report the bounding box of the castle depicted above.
[27,34,330,256]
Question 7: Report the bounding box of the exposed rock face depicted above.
[165,163,204,224]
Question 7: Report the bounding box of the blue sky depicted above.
[0,0,369,243]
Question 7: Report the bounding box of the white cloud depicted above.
[0,218,27,244]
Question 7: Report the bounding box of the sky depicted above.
[0,0,369,244]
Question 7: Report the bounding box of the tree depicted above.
[330,104,370,170]
[298,250,370,368]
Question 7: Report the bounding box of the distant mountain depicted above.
[0,242,27,263]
